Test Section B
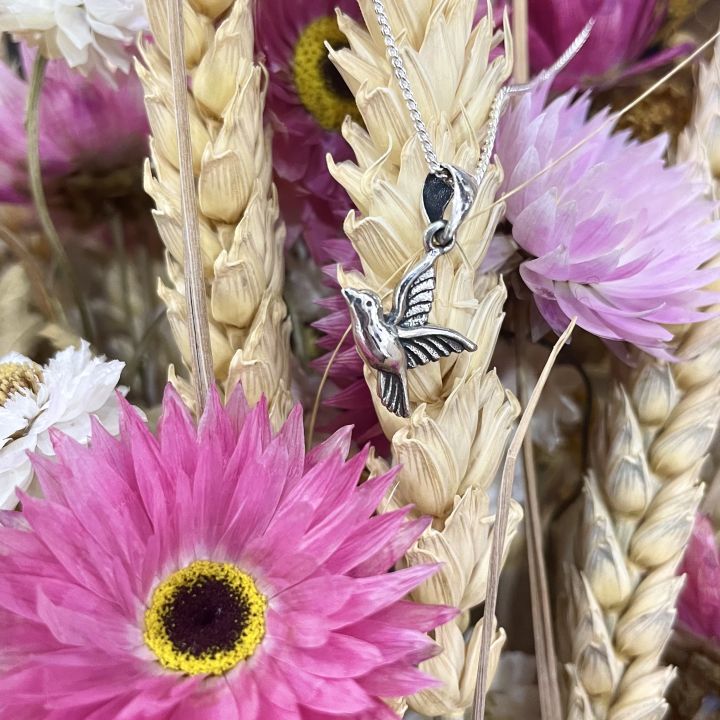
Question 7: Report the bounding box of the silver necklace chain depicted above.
[371,0,443,175]
[342,5,594,418]
[370,0,594,184]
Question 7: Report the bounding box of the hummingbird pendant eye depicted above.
[342,164,479,418]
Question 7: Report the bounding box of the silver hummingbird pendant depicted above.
[342,164,478,418]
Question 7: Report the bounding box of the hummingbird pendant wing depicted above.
[342,165,478,418]
[390,244,477,365]
[368,252,476,417]
[397,325,476,369]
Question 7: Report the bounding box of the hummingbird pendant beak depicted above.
[342,164,479,418]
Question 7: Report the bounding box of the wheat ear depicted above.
[561,35,720,720]
[328,1,521,714]
[138,0,292,424]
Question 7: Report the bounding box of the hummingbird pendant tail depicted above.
[342,164,479,418]
[377,370,410,419]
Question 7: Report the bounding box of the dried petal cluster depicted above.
[497,86,719,360]
[255,0,359,259]
[677,515,720,643]
[327,0,521,713]
[0,0,148,74]
[0,50,150,236]
[138,0,292,425]
[558,36,720,720]
[0,387,455,718]
[0,342,125,510]
[509,0,684,91]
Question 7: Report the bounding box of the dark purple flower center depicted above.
[163,575,250,657]
[144,560,267,676]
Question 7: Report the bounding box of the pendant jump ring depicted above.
[423,219,454,253]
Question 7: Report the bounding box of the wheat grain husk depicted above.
[329,2,522,714]
[559,34,720,720]
[139,0,292,424]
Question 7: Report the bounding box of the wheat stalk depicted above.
[560,34,720,720]
[138,0,292,424]
[328,1,521,714]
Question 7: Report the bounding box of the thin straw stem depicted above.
[25,53,94,341]
[0,224,57,322]
[165,0,214,414]
[515,305,562,720]
[512,0,529,83]
[473,318,576,720]
[306,323,352,448]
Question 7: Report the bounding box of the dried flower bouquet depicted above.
[0,0,719,718]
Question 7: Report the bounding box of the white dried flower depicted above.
[0,0,148,74]
[0,341,125,508]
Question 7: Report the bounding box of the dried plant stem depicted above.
[0,224,56,322]
[515,306,562,720]
[307,324,351,447]
[25,53,93,341]
[523,429,563,719]
[165,0,214,414]
[474,319,575,720]
[512,0,530,84]
[140,0,292,425]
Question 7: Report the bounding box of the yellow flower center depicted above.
[144,560,267,676]
[293,15,361,131]
[0,361,42,406]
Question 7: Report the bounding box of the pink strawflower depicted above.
[678,515,720,643]
[496,85,719,359]
[0,48,151,238]
[256,0,359,262]
[0,386,453,718]
[482,0,687,92]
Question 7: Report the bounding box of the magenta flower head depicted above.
[678,515,720,643]
[0,386,454,718]
[0,48,150,235]
[495,85,719,360]
[528,0,683,91]
[256,0,359,261]
[485,0,684,92]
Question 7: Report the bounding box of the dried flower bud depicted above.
[631,362,677,427]
[408,621,505,716]
[614,574,684,657]
[404,489,521,610]
[582,475,633,608]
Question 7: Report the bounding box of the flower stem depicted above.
[512,0,530,83]
[25,53,95,343]
[0,223,57,322]
[514,302,562,720]
[165,0,214,415]
[473,318,575,720]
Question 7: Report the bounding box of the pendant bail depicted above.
[421,163,478,251]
